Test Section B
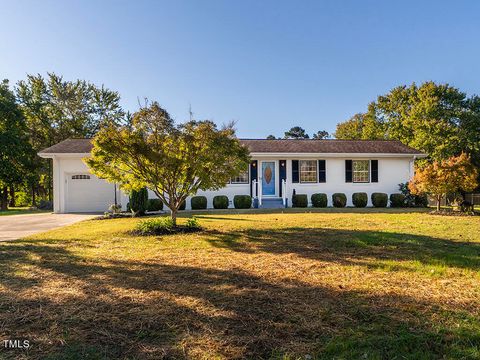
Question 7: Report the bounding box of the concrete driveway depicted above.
[0,213,97,241]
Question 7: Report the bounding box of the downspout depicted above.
[410,155,417,179]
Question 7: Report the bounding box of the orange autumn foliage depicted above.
[409,153,478,210]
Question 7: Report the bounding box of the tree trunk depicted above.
[0,186,8,211]
[169,199,178,227]
[31,184,36,207]
[8,185,15,207]
[171,209,177,227]
[436,195,442,211]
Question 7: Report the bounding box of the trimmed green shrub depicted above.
[134,216,201,235]
[311,193,328,208]
[185,216,200,228]
[292,194,308,208]
[390,193,406,207]
[213,195,229,209]
[352,192,368,208]
[179,200,186,211]
[415,194,429,208]
[233,195,252,209]
[147,198,163,212]
[129,188,148,216]
[191,196,207,210]
[134,217,174,235]
[332,193,347,208]
[371,192,388,207]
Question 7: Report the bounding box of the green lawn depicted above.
[0,207,50,216]
[0,209,479,359]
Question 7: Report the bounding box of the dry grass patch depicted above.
[0,209,479,359]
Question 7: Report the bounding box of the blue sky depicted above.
[1,0,479,138]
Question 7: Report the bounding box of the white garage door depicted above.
[65,173,115,213]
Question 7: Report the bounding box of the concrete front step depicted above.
[259,198,285,209]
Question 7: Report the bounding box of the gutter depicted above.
[37,152,92,159]
[249,152,427,158]
[38,152,427,159]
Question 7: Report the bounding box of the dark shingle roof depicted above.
[38,139,93,154]
[242,139,423,154]
[39,138,424,155]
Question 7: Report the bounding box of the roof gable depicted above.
[38,138,93,154]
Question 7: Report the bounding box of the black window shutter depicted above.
[279,160,287,196]
[318,160,326,183]
[371,160,378,183]
[292,160,299,183]
[345,160,353,182]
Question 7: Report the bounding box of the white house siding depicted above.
[52,156,128,213]
[282,157,412,207]
[190,157,413,208]
[49,155,414,213]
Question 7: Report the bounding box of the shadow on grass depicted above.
[0,229,478,358]
[205,227,480,272]
[193,215,254,222]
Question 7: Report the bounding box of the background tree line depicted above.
[269,82,479,167]
[2,77,479,211]
[0,73,126,210]
[334,81,480,169]
[267,127,330,139]
[268,82,480,193]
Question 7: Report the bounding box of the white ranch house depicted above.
[38,138,425,213]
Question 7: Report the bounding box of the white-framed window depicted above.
[71,175,90,180]
[353,160,369,183]
[300,160,317,183]
[230,168,249,184]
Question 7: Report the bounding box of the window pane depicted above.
[231,169,249,184]
[300,160,317,183]
[353,160,369,183]
[72,175,90,180]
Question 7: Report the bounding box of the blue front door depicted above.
[262,161,276,196]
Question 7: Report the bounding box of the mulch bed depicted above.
[429,209,479,216]
[130,225,203,236]
[95,212,134,220]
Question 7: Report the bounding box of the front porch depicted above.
[250,159,288,209]
[258,197,285,209]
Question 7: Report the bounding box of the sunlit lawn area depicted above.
[0,208,479,359]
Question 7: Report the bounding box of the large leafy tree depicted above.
[334,82,480,164]
[16,73,125,201]
[86,102,250,225]
[0,80,33,210]
[409,153,478,211]
[284,126,309,139]
[334,112,385,140]
[369,82,471,160]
